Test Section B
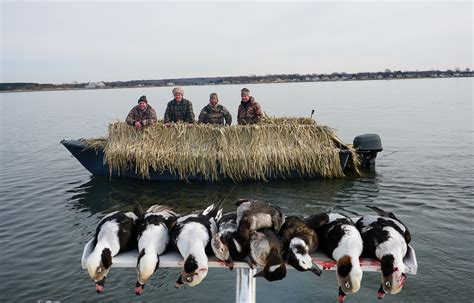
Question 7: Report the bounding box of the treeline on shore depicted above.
[1,68,472,92]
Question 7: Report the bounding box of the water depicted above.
[0,78,472,302]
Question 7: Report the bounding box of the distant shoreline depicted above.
[1,69,472,93]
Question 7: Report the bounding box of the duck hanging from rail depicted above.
[355,205,411,299]
[172,202,223,287]
[134,205,178,295]
[279,215,323,276]
[211,211,249,270]
[85,209,140,293]
[306,212,363,302]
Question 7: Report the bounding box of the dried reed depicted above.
[83,118,360,181]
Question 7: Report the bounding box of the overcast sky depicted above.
[1,0,472,83]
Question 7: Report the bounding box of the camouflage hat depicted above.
[138,95,147,103]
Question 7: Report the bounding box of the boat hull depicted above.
[61,139,355,181]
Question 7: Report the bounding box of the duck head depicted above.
[254,252,287,282]
[86,247,112,293]
[211,234,233,269]
[336,255,363,302]
[254,263,287,282]
[135,248,160,295]
[379,254,407,297]
[287,238,322,276]
[178,254,209,287]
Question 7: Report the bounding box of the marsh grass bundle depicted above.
[84,118,360,181]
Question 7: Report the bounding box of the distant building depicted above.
[85,81,106,88]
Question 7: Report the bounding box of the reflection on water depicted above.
[67,174,379,217]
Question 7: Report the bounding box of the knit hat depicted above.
[241,88,250,96]
[172,87,184,96]
[138,95,147,103]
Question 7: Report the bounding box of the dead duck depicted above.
[250,228,287,282]
[211,212,248,270]
[134,205,178,295]
[86,209,140,293]
[171,202,223,287]
[279,215,322,276]
[306,212,363,303]
[356,205,411,299]
[234,199,284,250]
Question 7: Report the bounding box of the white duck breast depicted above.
[332,225,363,261]
[86,210,138,293]
[356,206,411,297]
[135,206,177,295]
[172,203,222,287]
[312,213,363,301]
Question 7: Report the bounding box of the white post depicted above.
[235,268,256,303]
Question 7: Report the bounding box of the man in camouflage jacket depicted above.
[237,88,263,125]
[126,95,157,129]
[198,93,232,126]
[164,87,195,124]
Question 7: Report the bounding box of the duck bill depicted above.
[338,286,347,302]
[225,257,234,270]
[135,281,145,295]
[377,284,386,299]
[310,263,323,276]
[175,275,184,289]
[253,270,265,278]
[95,277,106,293]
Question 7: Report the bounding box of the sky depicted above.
[1,0,472,84]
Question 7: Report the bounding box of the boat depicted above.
[61,133,382,181]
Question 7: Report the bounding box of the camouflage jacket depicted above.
[125,104,157,126]
[237,97,263,125]
[164,99,195,123]
[198,104,232,126]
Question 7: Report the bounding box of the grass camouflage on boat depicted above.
[82,118,360,181]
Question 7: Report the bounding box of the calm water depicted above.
[0,78,472,302]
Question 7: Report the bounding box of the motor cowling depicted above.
[353,134,383,168]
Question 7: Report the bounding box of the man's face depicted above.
[210,96,218,106]
[241,94,250,102]
[174,93,183,102]
[138,101,147,110]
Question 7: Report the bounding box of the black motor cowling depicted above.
[353,134,383,168]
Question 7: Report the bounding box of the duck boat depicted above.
[61,133,382,181]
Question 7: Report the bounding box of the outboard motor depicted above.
[353,134,383,168]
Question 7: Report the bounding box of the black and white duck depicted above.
[171,202,223,287]
[306,212,363,303]
[86,209,140,293]
[134,205,178,295]
[356,205,411,299]
[279,215,322,276]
